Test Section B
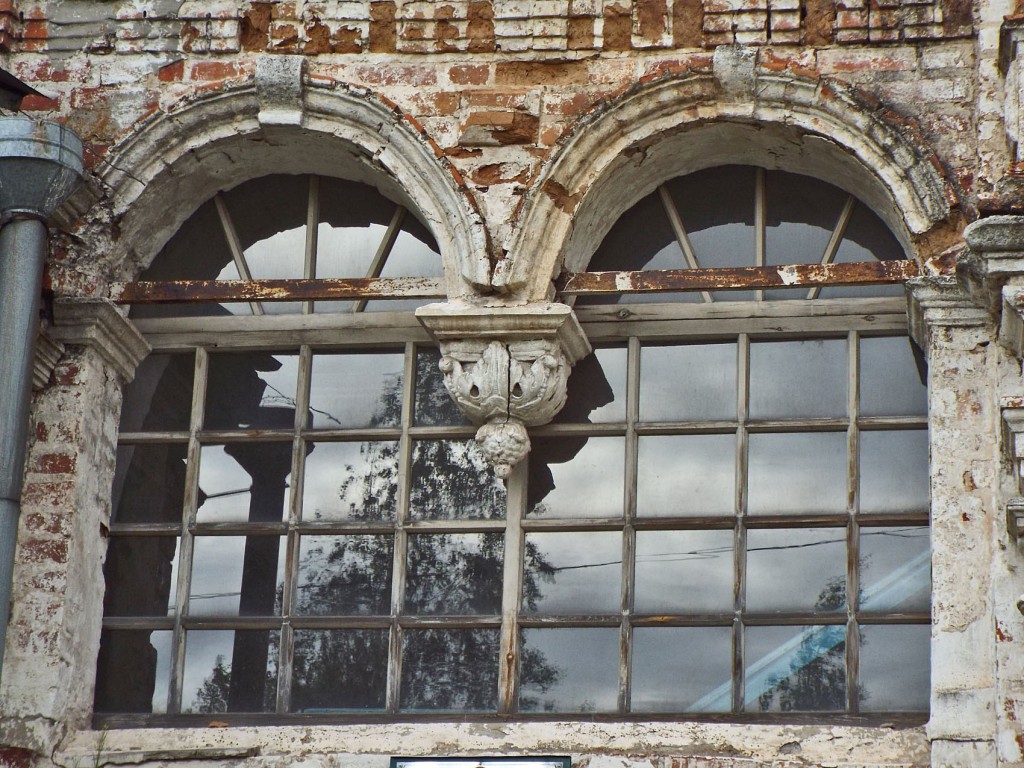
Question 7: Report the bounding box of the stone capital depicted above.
[416,302,591,477]
[906,276,991,358]
[43,298,150,385]
[958,216,1024,316]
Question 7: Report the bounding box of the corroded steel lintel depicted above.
[112,276,448,304]
[557,260,920,294]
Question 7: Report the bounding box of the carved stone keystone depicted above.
[416,302,591,477]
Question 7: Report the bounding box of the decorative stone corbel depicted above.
[416,301,591,478]
[906,275,991,361]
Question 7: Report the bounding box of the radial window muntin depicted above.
[96,168,930,724]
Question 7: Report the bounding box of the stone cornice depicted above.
[905,276,991,358]
[44,298,150,384]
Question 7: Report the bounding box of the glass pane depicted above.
[410,440,507,520]
[103,537,179,617]
[112,443,188,525]
[414,347,469,426]
[637,435,735,517]
[527,436,624,518]
[640,343,737,422]
[519,628,619,713]
[205,353,300,430]
[553,347,627,424]
[745,625,846,712]
[666,165,757,302]
[94,629,173,713]
[522,531,621,614]
[632,627,732,712]
[746,528,847,613]
[296,535,393,616]
[308,352,404,429]
[860,336,927,417]
[196,444,291,523]
[400,629,499,711]
[765,172,848,266]
[859,624,930,711]
[749,339,848,420]
[189,536,287,617]
[406,533,504,615]
[859,526,930,612]
[302,441,398,521]
[119,353,195,432]
[747,432,848,515]
[635,529,733,613]
[181,629,279,713]
[859,430,929,515]
[291,629,389,712]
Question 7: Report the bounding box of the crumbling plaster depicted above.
[4,0,1024,766]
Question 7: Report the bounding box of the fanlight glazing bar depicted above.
[213,193,264,316]
[656,185,712,303]
[807,195,857,301]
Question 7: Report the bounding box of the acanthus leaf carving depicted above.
[417,302,590,478]
[438,338,572,478]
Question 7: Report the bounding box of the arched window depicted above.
[96,167,928,722]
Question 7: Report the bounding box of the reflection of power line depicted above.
[551,528,926,570]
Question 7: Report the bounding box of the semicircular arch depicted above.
[81,74,491,299]
[499,71,955,301]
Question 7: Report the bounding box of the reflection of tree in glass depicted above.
[757,576,847,712]
[194,349,559,712]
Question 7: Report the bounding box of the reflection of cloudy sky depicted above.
[632,626,732,711]
[860,430,929,513]
[860,336,927,416]
[520,628,618,712]
[533,438,624,518]
[189,536,286,616]
[859,624,929,710]
[308,353,403,429]
[635,529,733,613]
[639,343,737,422]
[638,435,735,516]
[748,432,847,514]
[746,528,846,612]
[303,441,398,521]
[525,532,621,614]
[749,339,847,419]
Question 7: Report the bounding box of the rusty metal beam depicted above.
[112,277,448,304]
[556,260,920,295]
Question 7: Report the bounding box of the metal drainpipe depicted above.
[0,117,83,681]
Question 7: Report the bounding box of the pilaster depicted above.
[907,276,999,768]
[0,299,148,755]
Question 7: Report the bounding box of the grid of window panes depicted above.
[96,331,929,718]
[519,332,930,715]
[96,343,509,716]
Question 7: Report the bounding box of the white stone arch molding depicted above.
[76,55,491,298]
[497,61,955,301]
